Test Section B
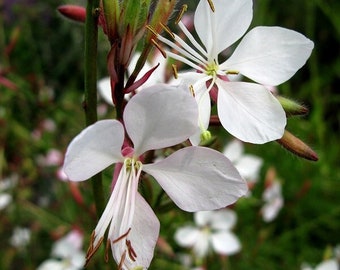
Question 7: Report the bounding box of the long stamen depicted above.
[172,64,178,79]
[175,4,188,24]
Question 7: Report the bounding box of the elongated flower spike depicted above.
[155,0,314,145]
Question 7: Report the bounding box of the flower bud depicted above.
[277,130,318,161]
[276,96,308,116]
[57,5,86,23]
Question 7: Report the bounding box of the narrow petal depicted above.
[211,231,241,255]
[143,146,247,212]
[115,193,160,269]
[63,120,124,181]
[217,81,286,144]
[194,0,253,55]
[222,26,314,85]
[174,226,200,247]
[124,84,198,155]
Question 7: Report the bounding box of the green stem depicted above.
[84,0,105,217]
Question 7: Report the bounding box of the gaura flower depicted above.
[223,140,263,185]
[37,230,86,270]
[174,209,241,258]
[261,177,284,222]
[155,0,314,144]
[63,85,247,269]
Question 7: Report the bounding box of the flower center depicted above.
[205,61,219,77]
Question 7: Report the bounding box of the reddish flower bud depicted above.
[277,130,318,161]
[57,5,86,23]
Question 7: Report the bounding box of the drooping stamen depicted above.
[150,39,166,58]
[189,85,195,97]
[226,70,239,75]
[118,250,127,270]
[85,231,104,266]
[112,228,131,244]
[175,4,188,24]
[126,239,137,261]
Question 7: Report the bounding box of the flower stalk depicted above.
[84,0,105,216]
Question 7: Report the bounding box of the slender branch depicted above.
[84,0,105,217]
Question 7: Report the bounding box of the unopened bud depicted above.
[277,130,318,161]
[277,96,308,116]
[57,5,86,23]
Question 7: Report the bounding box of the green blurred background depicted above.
[0,0,339,269]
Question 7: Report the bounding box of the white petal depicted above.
[211,231,241,255]
[222,140,244,163]
[97,77,114,105]
[63,120,124,181]
[194,0,253,55]
[174,226,200,247]
[210,209,237,231]
[143,146,247,212]
[217,81,286,144]
[222,26,314,86]
[124,84,198,155]
[235,155,263,182]
[315,259,339,270]
[118,193,160,269]
[194,211,215,227]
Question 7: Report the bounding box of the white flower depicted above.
[175,209,241,258]
[37,230,86,270]
[9,227,31,249]
[223,140,263,184]
[63,85,248,269]
[157,0,314,144]
[0,174,18,210]
[261,180,284,222]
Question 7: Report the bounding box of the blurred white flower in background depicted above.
[10,227,31,249]
[223,139,263,185]
[261,168,284,222]
[37,229,86,270]
[175,209,241,259]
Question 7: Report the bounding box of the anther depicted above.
[189,85,195,97]
[160,22,175,39]
[172,64,178,79]
[145,25,158,37]
[175,4,188,24]
[151,39,167,58]
[118,250,127,270]
[206,0,215,12]
[112,228,131,244]
[226,70,239,75]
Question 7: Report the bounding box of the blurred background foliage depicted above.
[0,0,339,269]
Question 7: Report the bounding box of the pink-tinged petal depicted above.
[124,84,198,155]
[211,231,241,255]
[63,120,124,181]
[194,0,253,56]
[143,146,247,212]
[217,81,286,144]
[222,26,314,86]
[115,193,160,269]
[174,226,200,247]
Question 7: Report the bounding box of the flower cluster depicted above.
[60,0,314,269]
